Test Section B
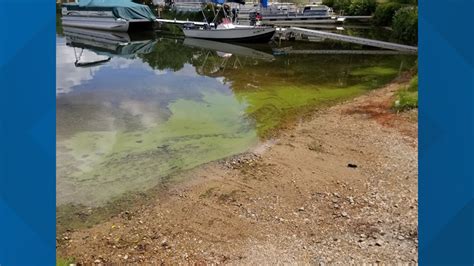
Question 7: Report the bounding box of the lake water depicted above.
[56,26,415,209]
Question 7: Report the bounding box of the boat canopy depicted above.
[72,0,156,21]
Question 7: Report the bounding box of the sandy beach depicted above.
[57,75,418,264]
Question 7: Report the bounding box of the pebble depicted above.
[348,197,354,204]
[375,240,384,246]
[298,207,305,211]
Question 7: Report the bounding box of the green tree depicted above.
[325,0,376,15]
[322,0,335,7]
[390,0,417,5]
[392,6,418,45]
[332,0,351,13]
[373,2,402,26]
[347,0,376,15]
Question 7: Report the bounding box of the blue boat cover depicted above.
[76,0,156,20]
[211,0,225,4]
[260,0,267,8]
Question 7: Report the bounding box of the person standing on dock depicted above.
[231,8,237,23]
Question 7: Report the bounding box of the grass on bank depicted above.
[57,257,74,266]
[393,75,418,111]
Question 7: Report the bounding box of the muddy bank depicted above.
[57,76,418,264]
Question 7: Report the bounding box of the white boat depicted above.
[183,21,276,43]
[61,0,158,32]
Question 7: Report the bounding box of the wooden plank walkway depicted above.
[339,15,372,20]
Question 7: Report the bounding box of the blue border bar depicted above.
[419,0,474,264]
[0,0,56,265]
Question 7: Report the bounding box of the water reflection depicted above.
[184,38,275,62]
[57,28,415,207]
[57,29,261,206]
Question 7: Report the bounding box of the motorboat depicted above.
[180,1,276,43]
[183,18,276,43]
[61,0,158,32]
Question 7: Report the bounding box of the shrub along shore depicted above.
[323,0,418,45]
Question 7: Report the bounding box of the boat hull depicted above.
[61,16,156,32]
[182,27,276,43]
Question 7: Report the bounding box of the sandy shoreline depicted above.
[57,76,418,264]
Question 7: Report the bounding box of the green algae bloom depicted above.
[57,36,416,209]
[57,92,257,206]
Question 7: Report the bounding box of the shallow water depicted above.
[56,27,415,207]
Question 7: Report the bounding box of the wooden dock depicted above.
[278,27,418,53]
[273,47,414,55]
[263,18,343,25]
[260,15,371,25]
[339,15,372,20]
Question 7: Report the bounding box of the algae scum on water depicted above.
[57,35,416,207]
